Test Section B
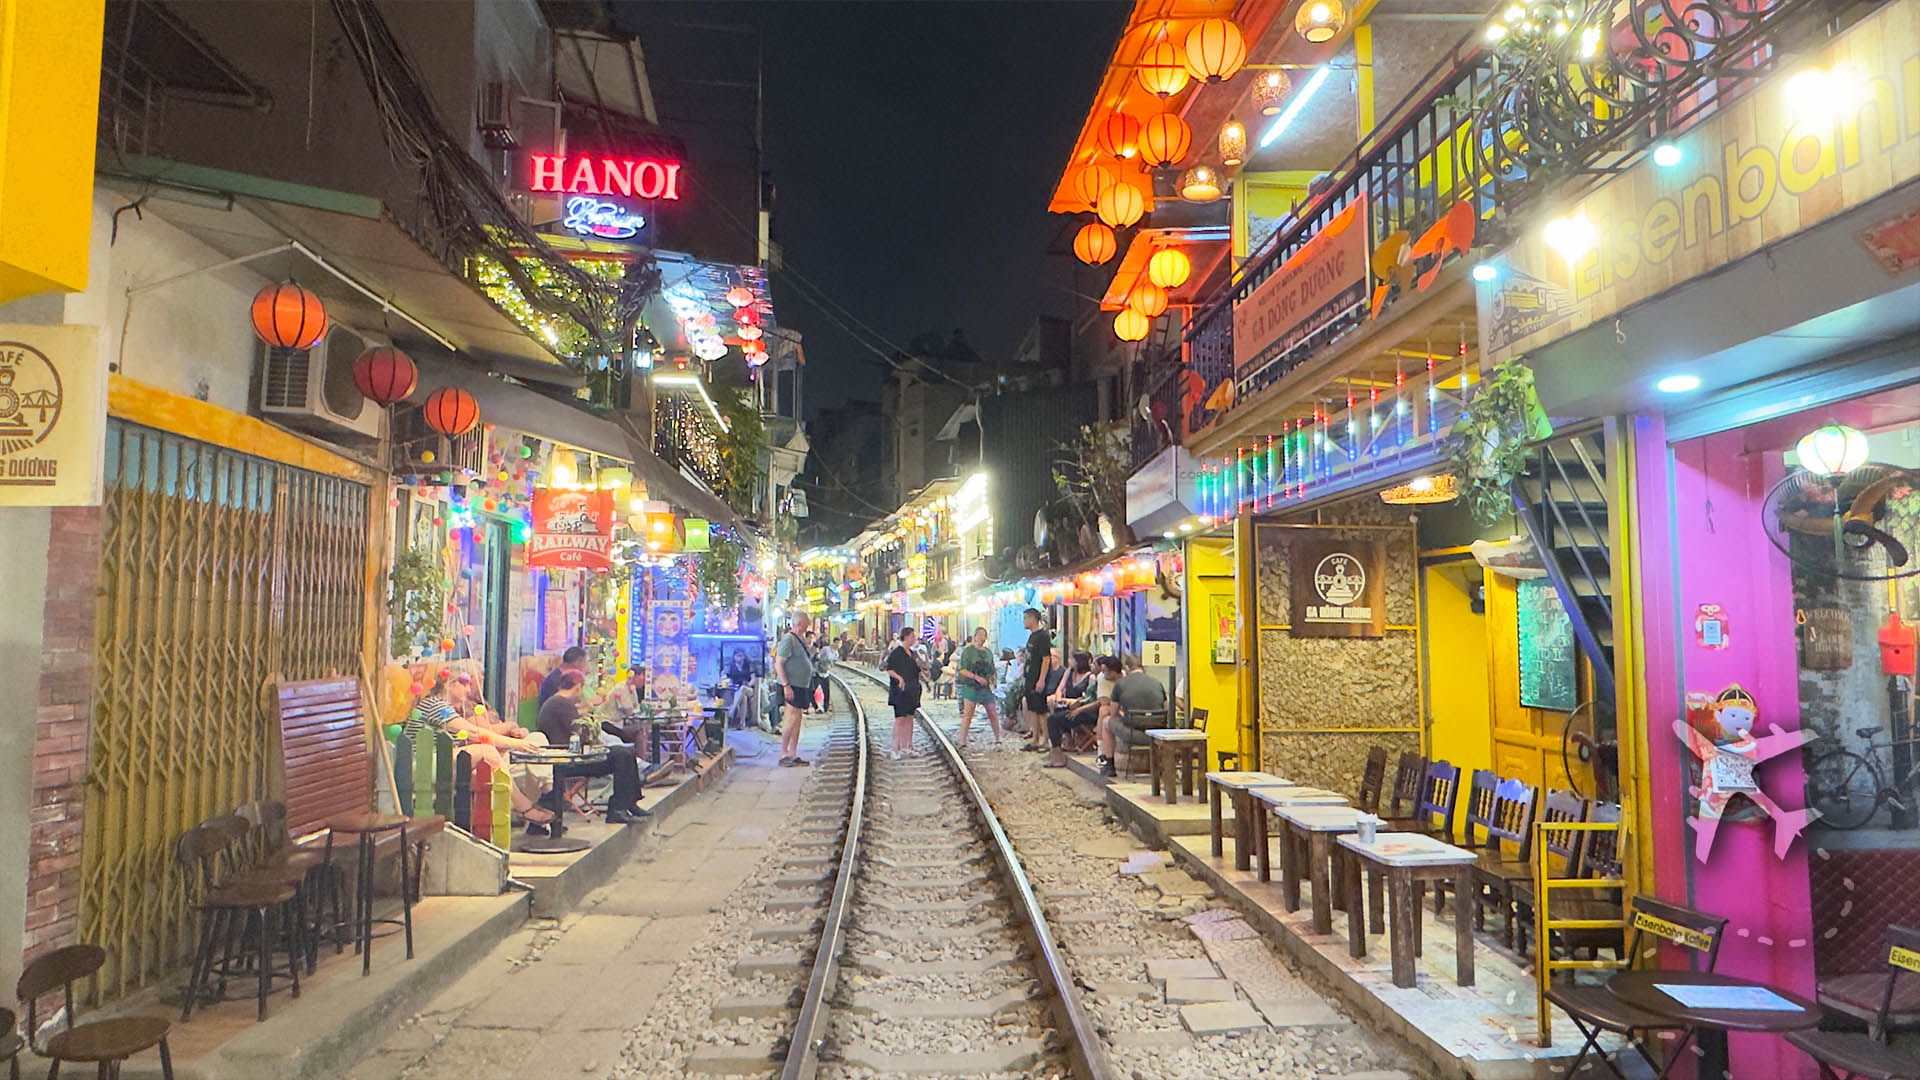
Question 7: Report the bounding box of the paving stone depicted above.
[712,994,792,1019]
[732,950,810,977]
[534,914,651,965]
[1257,999,1349,1027]
[1145,956,1218,981]
[839,1039,1043,1074]
[1164,976,1238,1004]
[686,1042,779,1074]
[1142,868,1215,897]
[1178,1000,1268,1035]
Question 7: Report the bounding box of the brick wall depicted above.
[25,505,100,965]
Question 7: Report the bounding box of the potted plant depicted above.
[1447,358,1554,523]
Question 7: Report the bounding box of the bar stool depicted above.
[18,945,173,1079]
[231,802,326,973]
[322,813,439,976]
[176,824,302,1022]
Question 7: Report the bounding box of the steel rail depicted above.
[838,665,1117,1080]
[779,674,869,1080]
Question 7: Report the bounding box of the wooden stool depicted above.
[18,946,172,1080]
[323,813,440,976]
[176,823,302,1022]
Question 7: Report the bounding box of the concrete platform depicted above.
[1063,752,1628,1079]
[510,746,733,917]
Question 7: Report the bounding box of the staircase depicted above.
[1510,429,1616,707]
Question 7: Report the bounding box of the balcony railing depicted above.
[654,395,726,492]
[1132,0,1830,461]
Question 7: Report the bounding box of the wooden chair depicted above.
[17,945,173,1079]
[1193,709,1240,771]
[1356,746,1389,813]
[1790,925,1920,1079]
[1402,760,1461,913]
[1545,896,1728,1080]
[1464,775,1539,948]
[1508,789,1589,958]
[1119,706,1170,780]
[1380,752,1427,825]
[176,822,301,1022]
[2,1005,22,1080]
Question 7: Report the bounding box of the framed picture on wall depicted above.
[1517,578,1579,711]
[1289,536,1387,638]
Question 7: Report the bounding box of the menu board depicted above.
[1517,578,1578,711]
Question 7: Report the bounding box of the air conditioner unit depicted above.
[256,325,384,441]
[391,407,483,476]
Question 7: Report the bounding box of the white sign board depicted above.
[1141,640,1178,668]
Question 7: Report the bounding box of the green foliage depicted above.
[715,387,767,516]
[1446,359,1554,524]
[700,538,746,610]
[389,547,445,658]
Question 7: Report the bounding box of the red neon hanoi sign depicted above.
[527,154,683,201]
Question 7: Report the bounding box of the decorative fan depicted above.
[1560,697,1618,802]
[1762,464,1920,581]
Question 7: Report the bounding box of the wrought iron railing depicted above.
[654,395,726,492]
[1136,0,1832,454]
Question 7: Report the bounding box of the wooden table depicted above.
[1246,786,1350,883]
[1206,771,1292,869]
[1274,805,1366,934]
[1337,832,1479,988]
[1606,970,1822,1079]
[1146,729,1210,804]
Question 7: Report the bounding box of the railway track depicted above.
[776,669,1115,1080]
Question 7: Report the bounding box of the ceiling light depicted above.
[1259,66,1330,148]
[1655,373,1701,393]
[1795,422,1869,476]
[1252,70,1291,116]
[1651,141,1683,167]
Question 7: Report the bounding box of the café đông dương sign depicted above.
[1233,199,1370,375]
[1479,0,1920,362]
[0,325,103,507]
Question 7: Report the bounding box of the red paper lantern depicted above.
[351,346,417,405]
[1139,113,1193,168]
[250,283,328,350]
[1097,112,1143,160]
[422,386,481,436]
[1073,222,1117,266]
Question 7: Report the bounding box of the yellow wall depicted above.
[1232,172,1317,259]
[1184,535,1240,766]
[1422,561,1495,814]
[0,0,105,300]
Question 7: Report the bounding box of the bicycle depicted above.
[1804,727,1920,829]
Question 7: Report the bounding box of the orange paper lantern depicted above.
[1073,222,1118,266]
[1097,112,1143,160]
[1128,281,1169,318]
[422,386,481,436]
[1139,113,1192,168]
[1137,40,1190,97]
[1113,309,1151,341]
[351,346,417,405]
[1095,181,1146,228]
[1183,18,1248,82]
[250,283,328,350]
[1073,161,1117,206]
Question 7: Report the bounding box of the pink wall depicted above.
[1650,426,1817,1080]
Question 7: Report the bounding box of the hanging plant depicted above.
[389,546,445,658]
[1446,358,1554,524]
[699,538,745,610]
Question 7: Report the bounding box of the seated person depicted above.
[410,674,553,825]
[1042,652,1100,768]
[535,671,650,827]
[1100,655,1170,778]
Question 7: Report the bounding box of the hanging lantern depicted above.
[1138,113,1192,168]
[1182,18,1247,82]
[422,386,481,437]
[1073,222,1118,266]
[1137,40,1190,97]
[1178,164,1223,203]
[1795,423,1870,476]
[1113,308,1151,342]
[1218,120,1247,167]
[249,283,328,350]
[725,285,755,308]
[1295,0,1346,43]
[1073,161,1117,206]
[351,346,417,406]
[1252,70,1292,115]
[1097,112,1143,160]
[1095,181,1146,228]
[737,324,764,341]
[1148,248,1192,289]
[1128,280,1169,318]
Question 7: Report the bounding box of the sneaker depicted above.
[604,809,640,825]
[523,822,551,837]
[791,756,811,766]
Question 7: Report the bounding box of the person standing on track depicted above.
[884,625,923,760]
[1018,608,1056,751]
[954,625,1002,748]
[776,612,815,767]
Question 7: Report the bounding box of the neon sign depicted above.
[528,154,682,200]
[563,196,646,240]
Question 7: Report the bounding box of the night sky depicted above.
[636,2,1130,415]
